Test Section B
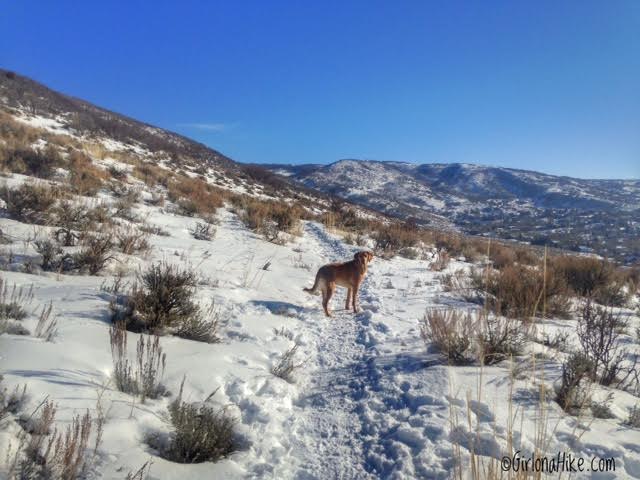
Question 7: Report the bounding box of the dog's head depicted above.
[354,251,374,265]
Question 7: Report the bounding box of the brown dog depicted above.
[304,251,374,317]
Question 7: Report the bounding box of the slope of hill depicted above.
[1,69,639,480]
[268,160,640,264]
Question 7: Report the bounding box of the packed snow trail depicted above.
[283,223,456,479]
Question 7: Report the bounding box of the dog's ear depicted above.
[354,251,365,264]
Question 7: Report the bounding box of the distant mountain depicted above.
[266,159,640,264]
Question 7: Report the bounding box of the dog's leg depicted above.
[321,289,329,317]
[324,283,335,317]
[352,281,360,313]
[345,288,352,310]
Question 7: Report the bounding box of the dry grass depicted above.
[420,309,477,364]
[109,322,167,402]
[270,343,305,383]
[167,175,223,217]
[9,400,99,480]
[34,302,57,342]
[67,151,109,196]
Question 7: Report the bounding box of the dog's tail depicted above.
[303,272,321,295]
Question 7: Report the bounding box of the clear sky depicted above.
[2,1,639,179]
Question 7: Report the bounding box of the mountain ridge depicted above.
[264,159,640,263]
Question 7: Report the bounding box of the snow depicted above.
[14,114,71,136]
[1,179,640,479]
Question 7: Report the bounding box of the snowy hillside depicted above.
[267,160,640,264]
[2,196,639,478]
[1,69,640,480]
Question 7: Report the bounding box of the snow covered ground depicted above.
[1,193,640,479]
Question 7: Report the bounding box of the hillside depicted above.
[0,69,639,480]
[268,160,640,264]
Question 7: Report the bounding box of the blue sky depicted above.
[2,1,639,179]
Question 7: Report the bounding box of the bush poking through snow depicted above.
[10,401,98,480]
[51,200,89,246]
[0,181,58,224]
[109,322,167,402]
[174,301,224,343]
[477,313,528,365]
[34,302,57,342]
[271,343,305,383]
[34,238,71,272]
[429,249,450,272]
[591,393,615,419]
[473,264,571,319]
[73,234,116,275]
[0,277,33,336]
[125,460,153,480]
[189,221,215,241]
[0,276,33,321]
[420,309,476,365]
[148,377,236,464]
[0,375,27,422]
[577,301,627,387]
[556,352,594,414]
[111,262,222,342]
[134,262,199,330]
[626,404,640,428]
[116,226,151,256]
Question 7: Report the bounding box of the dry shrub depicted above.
[112,188,141,221]
[373,224,421,256]
[116,226,150,256]
[0,375,28,422]
[477,313,528,365]
[34,238,70,272]
[130,262,198,330]
[420,309,476,365]
[430,249,450,271]
[488,244,517,269]
[0,276,33,321]
[109,322,167,401]
[168,176,223,217]
[0,182,58,224]
[125,461,153,480]
[551,255,615,298]
[0,146,64,179]
[11,401,97,480]
[474,264,570,319]
[133,162,171,187]
[51,200,90,246]
[556,352,594,414]
[238,197,302,242]
[74,234,115,275]
[189,221,215,241]
[67,151,108,196]
[577,301,628,387]
[433,232,465,257]
[112,262,220,342]
[174,301,224,343]
[35,233,115,275]
[627,405,640,428]
[270,343,304,383]
[34,302,57,342]
[107,165,128,180]
[148,378,236,464]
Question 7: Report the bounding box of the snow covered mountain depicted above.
[267,160,640,264]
